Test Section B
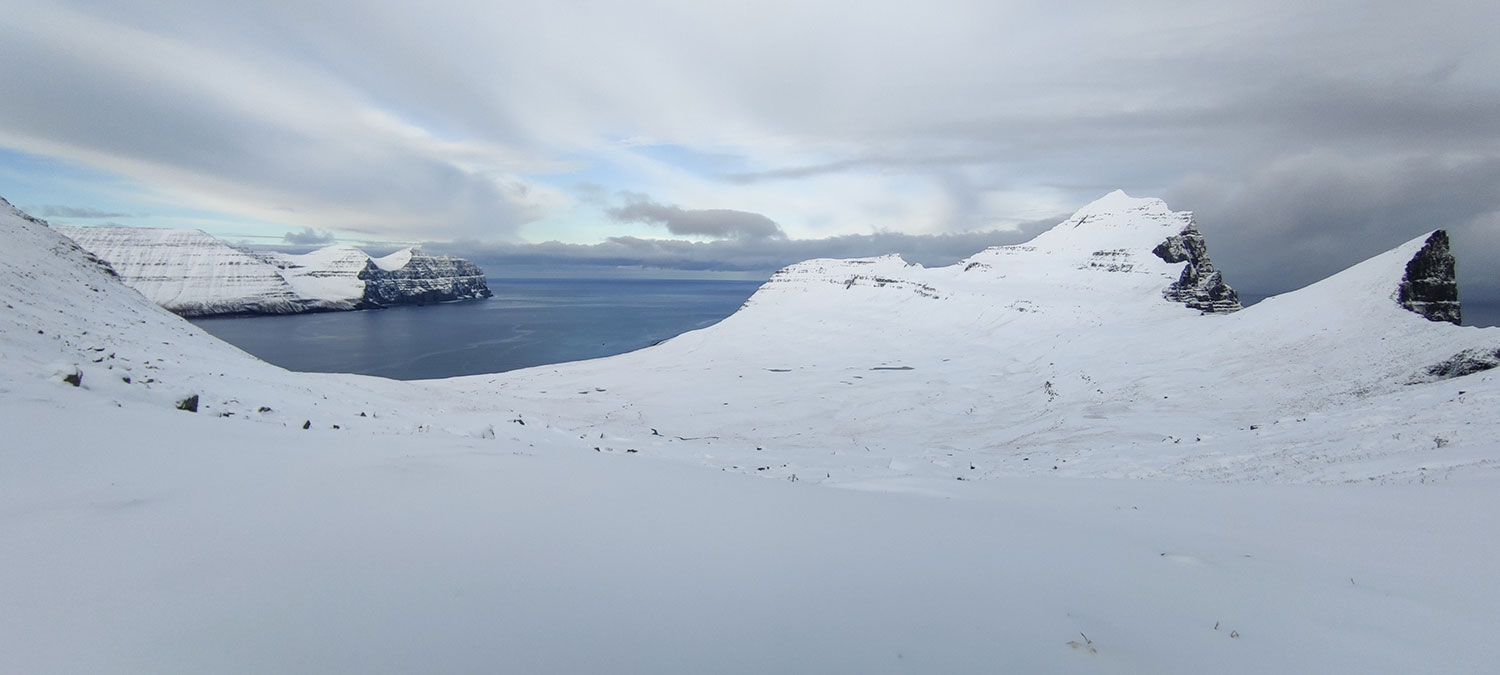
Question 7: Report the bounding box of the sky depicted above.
[1,0,1498,309]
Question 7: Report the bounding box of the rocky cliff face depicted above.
[1152,222,1241,314]
[1397,230,1461,324]
[58,226,491,316]
[358,250,492,307]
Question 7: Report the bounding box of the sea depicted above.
[190,278,764,381]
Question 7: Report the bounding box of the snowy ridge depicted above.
[56,226,307,315]
[371,247,414,271]
[750,190,1237,322]
[58,225,492,316]
[266,245,371,309]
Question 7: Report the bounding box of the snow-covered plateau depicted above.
[4,192,1498,673]
[57,224,492,316]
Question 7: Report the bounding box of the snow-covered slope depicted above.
[453,191,1499,485]
[265,244,372,309]
[58,225,492,316]
[55,225,307,315]
[6,193,1500,673]
[11,202,524,438]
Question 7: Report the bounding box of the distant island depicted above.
[58,225,491,317]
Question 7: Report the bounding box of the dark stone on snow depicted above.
[1397,231,1461,324]
[176,394,199,412]
[63,368,82,387]
[1412,347,1500,383]
[1152,222,1241,314]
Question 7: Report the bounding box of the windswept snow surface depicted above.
[5,194,1500,673]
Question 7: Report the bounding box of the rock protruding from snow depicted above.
[1152,222,1240,313]
[1397,230,1461,324]
[58,226,492,316]
[1413,346,1500,382]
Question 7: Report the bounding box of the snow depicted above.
[267,244,372,305]
[372,246,414,271]
[7,392,1498,674]
[5,193,1500,673]
[56,225,306,315]
[459,196,1495,486]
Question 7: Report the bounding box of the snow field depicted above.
[5,192,1500,672]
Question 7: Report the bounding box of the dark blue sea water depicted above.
[190,278,764,380]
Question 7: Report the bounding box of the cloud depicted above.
[438,216,1060,276]
[606,195,785,240]
[34,205,131,218]
[723,154,990,184]
[0,3,563,241]
[0,0,1497,314]
[283,226,337,246]
[1168,152,1500,302]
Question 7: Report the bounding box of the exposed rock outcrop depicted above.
[1411,346,1500,383]
[1397,230,1461,324]
[1152,222,1241,313]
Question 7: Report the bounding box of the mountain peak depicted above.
[1027,190,1191,255]
[1069,189,1168,219]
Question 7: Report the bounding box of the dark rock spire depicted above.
[1397,230,1461,325]
[1152,221,1241,314]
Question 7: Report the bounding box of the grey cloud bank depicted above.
[606,196,786,240]
[34,205,132,219]
[283,227,337,246]
[0,1,1497,315]
[444,227,1045,276]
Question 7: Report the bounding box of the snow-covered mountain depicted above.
[463,190,1496,484]
[57,225,492,316]
[5,193,1500,674]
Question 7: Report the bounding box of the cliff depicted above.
[57,226,491,316]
